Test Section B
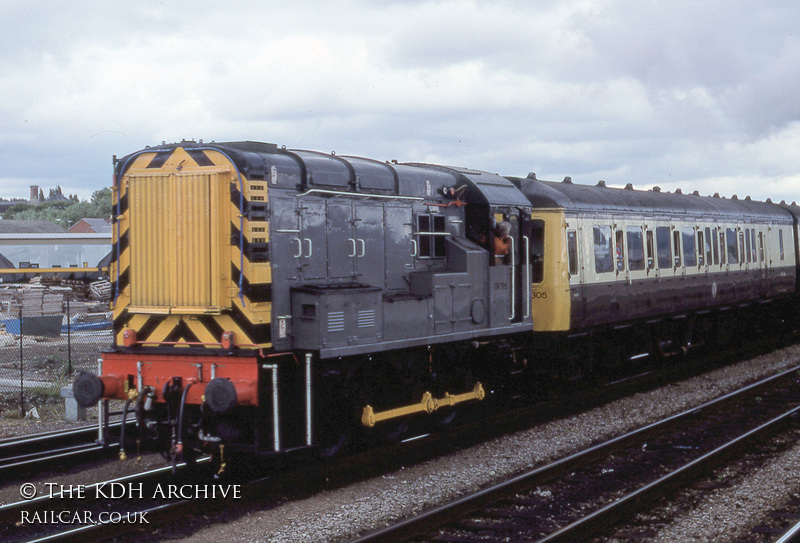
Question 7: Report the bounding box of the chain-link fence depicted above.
[0,291,111,429]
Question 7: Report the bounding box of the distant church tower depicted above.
[30,185,39,203]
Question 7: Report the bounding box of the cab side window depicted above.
[530,219,545,283]
[417,214,446,258]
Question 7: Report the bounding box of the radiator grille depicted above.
[128,171,229,313]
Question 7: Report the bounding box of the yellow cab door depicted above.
[525,209,571,332]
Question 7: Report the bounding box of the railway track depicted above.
[0,423,128,479]
[352,364,800,542]
[2,345,795,541]
[0,458,221,543]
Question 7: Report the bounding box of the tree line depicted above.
[2,187,112,227]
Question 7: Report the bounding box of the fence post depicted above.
[18,304,23,417]
[67,296,72,377]
[97,358,107,445]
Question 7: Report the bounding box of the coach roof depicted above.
[513,176,793,223]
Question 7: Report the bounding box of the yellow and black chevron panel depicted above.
[110,143,273,352]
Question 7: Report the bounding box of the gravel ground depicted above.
[649,440,800,543]
[163,344,800,543]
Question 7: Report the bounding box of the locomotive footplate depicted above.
[361,382,485,427]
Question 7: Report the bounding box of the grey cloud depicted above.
[0,0,797,204]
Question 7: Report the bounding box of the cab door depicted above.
[384,204,414,293]
[519,213,542,325]
[527,209,571,332]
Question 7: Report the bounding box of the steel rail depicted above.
[0,422,130,478]
[775,518,800,543]
[0,425,103,448]
[0,458,212,543]
[0,420,126,450]
[537,403,800,542]
[0,443,107,470]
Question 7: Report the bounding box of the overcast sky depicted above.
[1,0,798,204]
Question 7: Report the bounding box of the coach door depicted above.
[565,221,586,325]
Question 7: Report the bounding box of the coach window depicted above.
[615,229,625,272]
[726,228,739,264]
[758,232,764,262]
[593,225,614,273]
[750,229,757,262]
[696,231,705,266]
[739,230,746,264]
[682,227,697,267]
[567,230,578,276]
[744,228,752,263]
[656,226,672,269]
[704,228,714,265]
[719,229,727,265]
[779,229,785,260]
[417,213,447,258]
[627,226,645,271]
[646,230,655,270]
[711,228,719,265]
[672,229,682,267]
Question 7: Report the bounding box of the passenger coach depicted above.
[513,175,797,368]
